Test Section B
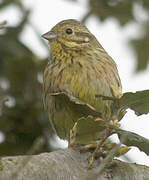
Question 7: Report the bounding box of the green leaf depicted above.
[0,0,24,11]
[89,0,134,26]
[130,22,149,71]
[50,92,107,144]
[50,92,101,118]
[143,0,149,10]
[119,90,149,115]
[116,128,149,156]
[70,116,106,145]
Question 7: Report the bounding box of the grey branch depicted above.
[0,148,149,180]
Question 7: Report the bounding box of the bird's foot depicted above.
[87,140,107,169]
[79,141,99,151]
[68,141,100,151]
[87,139,130,169]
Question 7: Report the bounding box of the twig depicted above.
[86,129,129,180]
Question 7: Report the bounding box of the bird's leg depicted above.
[68,132,78,148]
[87,125,115,169]
[88,140,103,169]
[88,134,110,169]
[79,141,99,150]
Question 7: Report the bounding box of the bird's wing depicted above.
[43,52,122,118]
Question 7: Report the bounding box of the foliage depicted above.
[116,128,149,156]
[82,0,149,71]
[0,1,52,155]
[119,90,149,115]
[51,91,149,156]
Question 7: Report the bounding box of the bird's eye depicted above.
[65,28,73,35]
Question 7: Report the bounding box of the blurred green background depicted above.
[0,0,149,156]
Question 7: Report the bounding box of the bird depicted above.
[42,19,122,145]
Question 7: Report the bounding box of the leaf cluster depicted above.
[54,90,149,156]
[78,0,149,71]
[0,1,52,156]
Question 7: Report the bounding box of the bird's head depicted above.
[42,19,98,52]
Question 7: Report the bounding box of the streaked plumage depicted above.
[42,19,122,141]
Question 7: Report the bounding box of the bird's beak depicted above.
[41,31,57,41]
